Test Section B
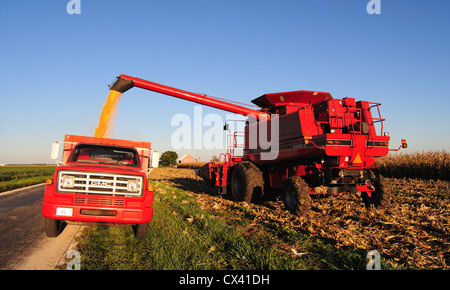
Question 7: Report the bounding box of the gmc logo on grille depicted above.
[90,181,112,187]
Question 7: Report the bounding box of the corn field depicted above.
[150,166,450,269]
[376,151,449,181]
[175,152,450,181]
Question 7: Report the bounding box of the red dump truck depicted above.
[42,135,154,239]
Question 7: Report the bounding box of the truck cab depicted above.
[42,135,154,239]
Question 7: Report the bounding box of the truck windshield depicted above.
[69,144,140,167]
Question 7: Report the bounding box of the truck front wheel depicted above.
[45,218,62,237]
[133,222,149,239]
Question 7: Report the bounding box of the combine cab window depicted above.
[69,144,140,167]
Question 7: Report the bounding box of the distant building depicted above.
[0,164,5,166]
[178,154,198,164]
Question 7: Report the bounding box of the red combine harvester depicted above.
[110,74,406,215]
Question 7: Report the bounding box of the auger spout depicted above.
[109,74,269,120]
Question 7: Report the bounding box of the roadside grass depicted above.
[76,180,370,270]
[0,165,55,193]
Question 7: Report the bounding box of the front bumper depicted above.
[42,200,153,224]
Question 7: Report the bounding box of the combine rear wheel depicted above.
[231,161,264,203]
[283,177,311,216]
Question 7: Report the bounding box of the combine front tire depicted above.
[231,161,264,203]
[283,177,311,216]
[362,175,392,208]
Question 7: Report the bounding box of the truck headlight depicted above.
[61,175,75,188]
[127,180,139,192]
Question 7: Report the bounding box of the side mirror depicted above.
[223,123,229,131]
[151,151,160,168]
[51,142,62,165]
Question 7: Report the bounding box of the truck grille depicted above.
[57,170,143,197]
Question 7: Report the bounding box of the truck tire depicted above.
[231,161,264,203]
[283,176,311,216]
[45,218,61,237]
[133,222,149,239]
[362,175,392,208]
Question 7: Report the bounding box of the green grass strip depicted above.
[76,180,371,270]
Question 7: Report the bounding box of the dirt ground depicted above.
[149,168,450,269]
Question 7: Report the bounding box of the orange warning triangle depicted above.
[353,153,362,164]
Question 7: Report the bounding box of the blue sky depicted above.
[0,0,449,164]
